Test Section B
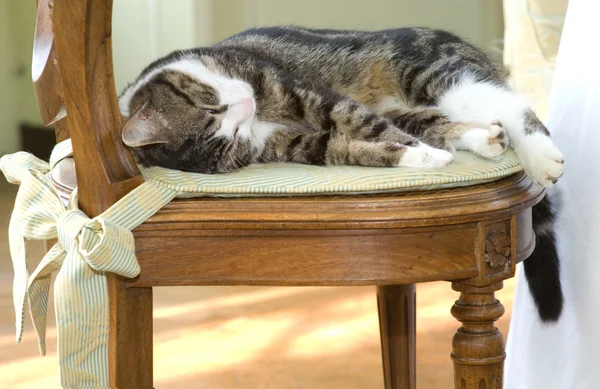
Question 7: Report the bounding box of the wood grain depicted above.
[451,282,506,389]
[51,0,143,215]
[131,227,478,287]
[107,279,153,389]
[378,284,416,389]
[126,173,541,289]
[32,0,65,128]
[137,172,542,231]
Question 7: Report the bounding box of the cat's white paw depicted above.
[516,133,564,188]
[398,143,454,168]
[457,123,508,160]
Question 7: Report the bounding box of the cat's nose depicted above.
[225,98,255,130]
[234,98,255,121]
[239,98,254,112]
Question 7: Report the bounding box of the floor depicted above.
[0,180,516,388]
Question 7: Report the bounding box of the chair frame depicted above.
[32,1,543,388]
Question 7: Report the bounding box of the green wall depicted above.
[0,0,37,156]
[112,0,200,92]
[0,0,18,156]
[213,0,504,55]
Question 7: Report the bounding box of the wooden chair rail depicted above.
[36,0,143,216]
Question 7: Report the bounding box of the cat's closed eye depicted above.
[205,105,228,114]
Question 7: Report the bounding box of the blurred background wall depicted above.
[212,0,504,54]
[0,0,504,157]
[0,0,38,157]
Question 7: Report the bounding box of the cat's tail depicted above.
[523,193,563,322]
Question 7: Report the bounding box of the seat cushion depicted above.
[141,151,523,197]
[50,139,523,197]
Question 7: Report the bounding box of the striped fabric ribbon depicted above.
[0,151,177,388]
[1,139,522,387]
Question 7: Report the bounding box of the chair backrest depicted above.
[33,0,143,217]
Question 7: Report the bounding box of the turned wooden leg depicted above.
[377,284,416,389]
[451,282,505,389]
[108,275,154,389]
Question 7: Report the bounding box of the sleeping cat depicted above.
[119,26,564,322]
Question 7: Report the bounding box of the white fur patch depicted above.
[166,59,254,106]
[515,132,564,187]
[456,125,507,160]
[250,121,284,152]
[398,142,454,168]
[436,76,529,141]
[437,75,564,187]
[218,98,256,139]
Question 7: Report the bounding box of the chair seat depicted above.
[129,172,540,287]
[51,138,522,198]
[47,141,537,287]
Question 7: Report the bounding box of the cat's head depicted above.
[119,58,258,174]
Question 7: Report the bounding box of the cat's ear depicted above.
[122,104,169,147]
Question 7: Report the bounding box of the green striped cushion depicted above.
[51,140,523,197]
[141,151,523,197]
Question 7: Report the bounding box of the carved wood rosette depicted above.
[485,230,510,268]
[465,217,517,288]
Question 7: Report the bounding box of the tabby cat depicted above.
[119,26,564,322]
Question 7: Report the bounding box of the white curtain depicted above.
[503,0,567,120]
[504,1,600,387]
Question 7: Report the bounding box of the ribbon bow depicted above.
[1,151,177,387]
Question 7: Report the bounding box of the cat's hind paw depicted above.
[457,123,509,160]
[516,133,564,188]
[398,143,454,168]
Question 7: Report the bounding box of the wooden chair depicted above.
[32,1,542,388]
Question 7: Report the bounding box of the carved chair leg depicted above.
[451,281,505,389]
[377,284,416,389]
[108,275,154,389]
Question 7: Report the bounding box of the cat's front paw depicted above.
[458,122,509,160]
[516,133,564,188]
[398,143,454,168]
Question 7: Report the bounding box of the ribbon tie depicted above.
[0,150,177,387]
[57,210,89,251]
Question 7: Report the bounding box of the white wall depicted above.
[112,0,214,92]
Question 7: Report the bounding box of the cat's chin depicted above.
[251,121,286,151]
